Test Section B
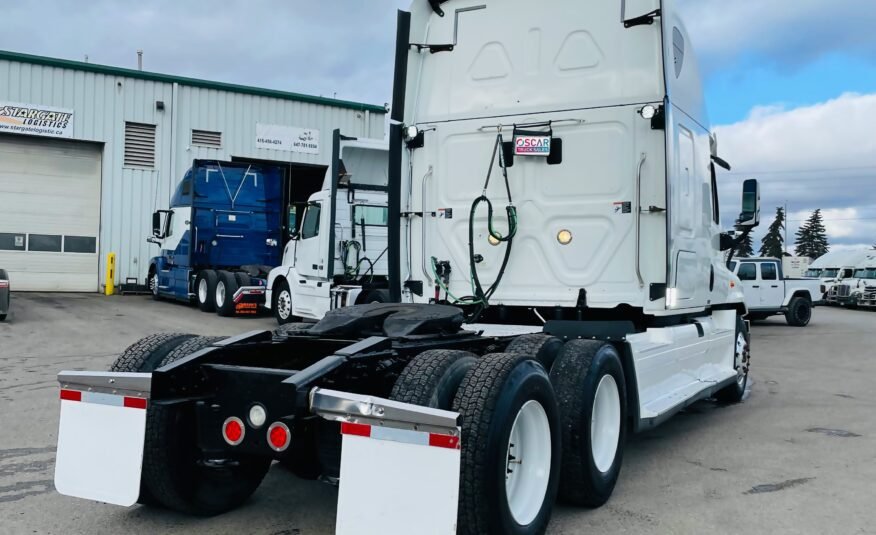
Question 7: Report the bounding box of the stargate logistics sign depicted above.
[0,101,74,138]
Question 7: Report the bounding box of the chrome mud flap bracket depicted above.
[310,388,461,535]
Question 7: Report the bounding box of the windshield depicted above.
[855,268,876,279]
[805,269,822,277]
[823,269,839,278]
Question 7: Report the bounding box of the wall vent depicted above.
[191,129,222,148]
[124,122,156,168]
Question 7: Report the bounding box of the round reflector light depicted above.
[223,416,245,446]
[557,229,573,245]
[267,422,291,452]
[248,404,267,428]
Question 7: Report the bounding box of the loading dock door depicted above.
[0,134,101,291]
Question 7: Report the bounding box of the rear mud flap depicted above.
[310,388,461,535]
[54,372,151,506]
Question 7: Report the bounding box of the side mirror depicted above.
[736,179,760,229]
[152,211,162,238]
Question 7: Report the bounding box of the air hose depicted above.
[467,132,517,317]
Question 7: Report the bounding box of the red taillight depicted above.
[267,422,291,452]
[0,280,8,288]
[223,417,245,446]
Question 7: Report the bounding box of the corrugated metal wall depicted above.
[0,57,386,289]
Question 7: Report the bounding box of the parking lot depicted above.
[1,294,875,534]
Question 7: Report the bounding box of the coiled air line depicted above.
[467,132,518,317]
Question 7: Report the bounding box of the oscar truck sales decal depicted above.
[514,134,551,156]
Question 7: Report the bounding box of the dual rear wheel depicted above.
[193,269,243,316]
[390,338,627,534]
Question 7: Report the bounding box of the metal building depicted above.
[0,49,386,292]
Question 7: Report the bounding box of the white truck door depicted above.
[759,261,784,308]
[736,262,760,306]
[667,119,711,310]
[295,200,328,279]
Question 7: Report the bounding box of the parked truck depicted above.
[266,136,390,325]
[54,2,759,534]
[147,160,286,316]
[729,258,820,325]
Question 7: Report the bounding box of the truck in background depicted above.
[835,255,876,308]
[147,160,286,316]
[266,135,390,325]
[730,258,820,325]
[806,249,869,301]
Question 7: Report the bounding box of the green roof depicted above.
[0,49,387,114]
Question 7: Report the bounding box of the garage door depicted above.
[0,134,101,291]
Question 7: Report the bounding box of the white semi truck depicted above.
[53,2,759,534]
[266,136,391,325]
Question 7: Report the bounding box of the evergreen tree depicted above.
[794,209,830,259]
[759,207,785,258]
[738,233,755,257]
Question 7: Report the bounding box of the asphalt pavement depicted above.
[1,294,874,534]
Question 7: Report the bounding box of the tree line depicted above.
[735,208,830,259]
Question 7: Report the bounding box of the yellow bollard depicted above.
[105,253,116,296]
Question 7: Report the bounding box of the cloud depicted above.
[0,0,410,106]
[714,93,876,249]
[679,0,876,71]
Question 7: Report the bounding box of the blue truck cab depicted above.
[148,160,284,315]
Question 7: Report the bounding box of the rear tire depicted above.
[390,349,478,409]
[272,279,297,325]
[506,334,564,371]
[109,333,197,506]
[550,340,627,507]
[215,270,239,317]
[234,272,252,288]
[785,297,812,326]
[356,289,391,304]
[139,335,270,516]
[195,270,218,312]
[453,353,560,535]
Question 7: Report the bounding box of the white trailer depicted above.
[54,2,759,534]
[266,137,391,324]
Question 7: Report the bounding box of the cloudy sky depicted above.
[1,0,874,251]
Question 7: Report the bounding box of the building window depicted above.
[191,129,222,148]
[124,122,157,168]
[0,233,26,251]
[64,236,97,254]
[28,234,62,252]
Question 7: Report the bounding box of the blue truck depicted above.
[147,160,286,316]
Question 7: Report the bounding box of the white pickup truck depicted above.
[730,258,821,326]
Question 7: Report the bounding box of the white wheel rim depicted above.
[198,278,208,303]
[735,332,748,387]
[505,400,551,526]
[591,374,621,473]
[216,281,226,308]
[277,290,292,319]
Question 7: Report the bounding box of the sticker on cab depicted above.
[514,135,551,156]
